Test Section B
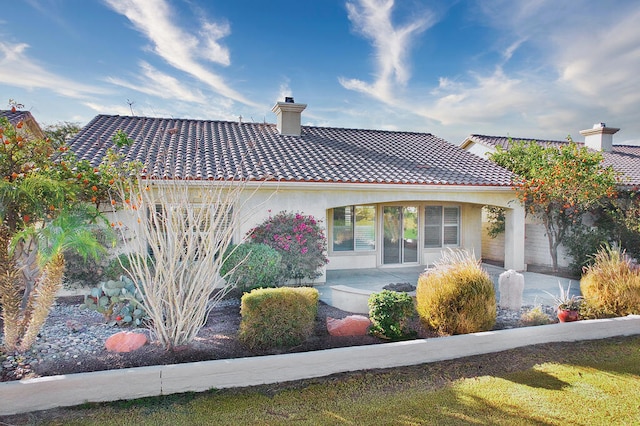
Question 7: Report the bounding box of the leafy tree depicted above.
[603,190,640,260]
[3,206,105,351]
[490,139,620,271]
[0,106,124,352]
[484,206,505,238]
[44,122,81,145]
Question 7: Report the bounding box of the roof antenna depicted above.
[126,99,135,116]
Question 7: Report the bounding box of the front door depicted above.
[383,206,418,264]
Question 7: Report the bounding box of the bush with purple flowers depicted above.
[248,211,329,283]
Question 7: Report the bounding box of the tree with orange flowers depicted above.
[0,105,131,351]
[490,139,620,271]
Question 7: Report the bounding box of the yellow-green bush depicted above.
[519,306,553,326]
[416,251,496,335]
[580,245,640,318]
[239,287,319,349]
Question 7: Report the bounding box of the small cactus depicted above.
[81,276,148,326]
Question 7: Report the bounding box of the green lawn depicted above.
[7,336,640,425]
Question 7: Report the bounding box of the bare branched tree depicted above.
[108,172,265,349]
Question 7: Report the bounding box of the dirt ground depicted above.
[2,293,523,381]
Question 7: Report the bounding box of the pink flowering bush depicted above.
[248,211,329,283]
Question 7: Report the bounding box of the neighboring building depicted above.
[69,99,526,282]
[0,110,45,139]
[461,123,640,268]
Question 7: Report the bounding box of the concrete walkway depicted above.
[316,264,579,308]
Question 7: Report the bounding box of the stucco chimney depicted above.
[271,97,307,136]
[579,123,619,152]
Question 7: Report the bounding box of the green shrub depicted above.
[564,225,610,276]
[580,245,640,318]
[62,227,115,286]
[368,290,415,340]
[247,211,329,283]
[103,253,156,281]
[220,243,282,291]
[239,287,319,349]
[519,306,553,326]
[103,253,132,280]
[62,250,105,286]
[415,250,496,335]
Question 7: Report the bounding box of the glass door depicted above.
[383,206,418,264]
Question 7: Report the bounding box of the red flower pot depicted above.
[557,309,579,323]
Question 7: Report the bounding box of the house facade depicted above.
[461,124,640,268]
[69,99,526,282]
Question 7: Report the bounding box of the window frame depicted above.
[424,205,460,249]
[331,205,376,252]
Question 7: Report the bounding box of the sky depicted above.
[2,0,640,145]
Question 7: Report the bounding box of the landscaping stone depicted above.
[498,269,524,311]
[383,282,416,292]
[326,315,371,336]
[105,331,148,353]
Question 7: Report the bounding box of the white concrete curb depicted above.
[2,315,639,416]
[330,285,375,313]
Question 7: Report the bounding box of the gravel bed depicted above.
[1,299,556,382]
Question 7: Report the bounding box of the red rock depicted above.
[105,331,148,353]
[327,315,371,336]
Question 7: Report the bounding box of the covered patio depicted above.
[315,264,578,311]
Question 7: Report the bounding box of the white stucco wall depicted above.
[523,223,571,268]
[480,218,571,269]
[462,142,493,159]
[481,222,505,263]
[105,181,525,281]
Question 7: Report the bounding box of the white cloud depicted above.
[466,1,640,142]
[554,7,640,113]
[0,41,107,98]
[106,61,204,103]
[339,0,434,102]
[418,67,540,126]
[277,80,292,102]
[104,0,259,107]
[84,101,133,116]
[385,1,640,145]
[198,21,231,65]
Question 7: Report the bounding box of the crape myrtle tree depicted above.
[490,139,620,271]
[0,104,119,351]
[248,211,329,284]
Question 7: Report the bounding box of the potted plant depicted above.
[545,282,583,322]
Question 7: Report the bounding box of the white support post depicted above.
[503,204,526,271]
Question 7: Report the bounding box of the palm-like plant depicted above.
[5,206,106,351]
[1,113,118,351]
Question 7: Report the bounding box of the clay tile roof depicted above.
[69,115,514,186]
[1,109,30,124]
[0,110,45,139]
[468,134,640,187]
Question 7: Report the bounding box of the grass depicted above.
[6,335,640,425]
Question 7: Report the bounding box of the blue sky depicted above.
[2,0,640,145]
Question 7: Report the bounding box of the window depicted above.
[148,203,234,260]
[424,206,459,248]
[332,205,376,251]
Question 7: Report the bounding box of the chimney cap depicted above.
[580,124,620,137]
[285,96,294,103]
